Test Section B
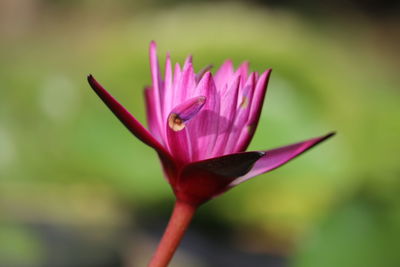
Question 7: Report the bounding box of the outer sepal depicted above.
[175,151,265,205]
[87,75,173,165]
[230,132,336,187]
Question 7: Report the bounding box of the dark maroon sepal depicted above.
[175,151,265,205]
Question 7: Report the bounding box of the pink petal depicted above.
[171,62,182,110]
[176,61,196,105]
[214,60,234,91]
[144,86,163,143]
[235,69,272,151]
[162,52,173,121]
[189,72,220,160]
[166,96,207,164]
[223,72,257,154]
[211,75,240,156]
[184,54,193,66]
[175,151,265,205]
[87,75,171,158]
[235,61,249,86]
[195,64,213,83]
[229,132,336,187]
[149,41,162,95]
[149,41,164,137]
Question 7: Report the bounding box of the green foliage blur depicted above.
[0,0,399,266]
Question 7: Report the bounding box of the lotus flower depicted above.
[87,41,334,267]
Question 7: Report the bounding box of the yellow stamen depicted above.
[168,113,185,131]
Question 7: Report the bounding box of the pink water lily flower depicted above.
[87,41,334,267]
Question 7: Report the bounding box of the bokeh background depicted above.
[1,0,399,266]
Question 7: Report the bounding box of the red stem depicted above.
[148,201,197,267]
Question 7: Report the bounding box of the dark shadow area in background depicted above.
[28,0,400,18]
[255,0,400,17]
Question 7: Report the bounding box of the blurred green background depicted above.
[1,0,399,266]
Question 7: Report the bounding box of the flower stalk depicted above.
[148,201,197,267]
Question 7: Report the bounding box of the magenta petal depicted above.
[214,60,234,90]
[176,61,196,104]
[144,86,163,142]
[189,72,220,160]
[230,132,336,187]
[87,75,170,158]
[149,41,162,96]
[223,73,256,154]
[175,151,265,205]
[212,75,240,156]
[195,64,213,83]
[235,69,272,151]
[149,42,164,131]
[235,61,249,85]
[163,52,173,119]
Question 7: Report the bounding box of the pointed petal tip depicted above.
[237,61,250,70]
[87,74,100,89]
[249,72,257,82]
[218,59,234,69]
[185,54,193,62]
[149,41,158,57]
[203,71,212,79]
[182,55,193,71]
[320,131,336,142]
[198,71,213,84]
[261,68,272,78]
[87,75,108,96]
[327,131,337,138]
[195,65,214,82]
